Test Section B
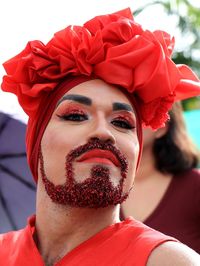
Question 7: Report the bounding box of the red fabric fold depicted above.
[2,8,200,129]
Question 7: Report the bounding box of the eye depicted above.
[57,112,88,122]
[111,117,135,130]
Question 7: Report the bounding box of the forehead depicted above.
[62,79,133,106]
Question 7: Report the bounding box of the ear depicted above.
[155,124,169,139]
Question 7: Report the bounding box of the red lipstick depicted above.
[77,149,120,167]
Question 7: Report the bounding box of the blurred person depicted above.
[121,101,200,253]
[1,8,200,266]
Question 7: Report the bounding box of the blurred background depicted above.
[134,0,200,148]
[0,0,199,232]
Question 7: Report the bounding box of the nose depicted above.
[87,114,116,144]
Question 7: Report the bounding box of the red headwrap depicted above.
[1,8,200,181]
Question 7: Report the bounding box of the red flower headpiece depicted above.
[1,8,200,129]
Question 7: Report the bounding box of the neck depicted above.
[136,146,157,182]
[34,179,120,265]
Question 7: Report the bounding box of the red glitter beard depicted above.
[39,139,129,208]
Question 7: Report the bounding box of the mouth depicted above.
[76,149,120,167]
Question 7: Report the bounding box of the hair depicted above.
[153,101,200,175]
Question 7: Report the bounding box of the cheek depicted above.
[120,135,139,191]
[39,125,72,184]
[127,141,139,177]
[42,123,80,152]
[120,134,139,167]
[42,126,61,150]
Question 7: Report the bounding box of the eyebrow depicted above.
[57,94,92,106]
[113,102,134,112]
[57,94,134,113]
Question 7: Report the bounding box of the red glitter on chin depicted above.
[39,138,129,208]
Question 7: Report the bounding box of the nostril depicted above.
[90,137,100,142]
[89,136,115,146]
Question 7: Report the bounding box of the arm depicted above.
[147,241,200,266]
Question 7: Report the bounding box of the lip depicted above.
[77,149,120,167]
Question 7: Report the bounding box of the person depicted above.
[121,101,200,253]
[1,8,200,266]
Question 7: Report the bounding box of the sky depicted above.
[0,0,179,122]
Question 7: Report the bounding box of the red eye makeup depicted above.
[56,103,88,122]
[112,113,136,130]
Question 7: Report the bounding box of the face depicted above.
[39,79,139,208]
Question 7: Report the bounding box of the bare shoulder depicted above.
[147,241,200,266]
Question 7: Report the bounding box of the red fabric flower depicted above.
[1,8,200,129]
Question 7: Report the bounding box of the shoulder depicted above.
[187,168,200,178]
[0,215,35,247]
[180,169,200,202]
[0,229,25,249]
[122,217,177,246]
[0,231,17,242]
[124,217,174,240]
[147,241,200,266]
[174,169,200,193]
[177,168,200,181]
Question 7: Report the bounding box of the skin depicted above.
[147,242,200,266]
[35,79,139,265]
[35,79,200,265]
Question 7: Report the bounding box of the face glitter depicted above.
[39,138,129,208]
[56,103,87,119]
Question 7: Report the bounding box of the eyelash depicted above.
[57,111,88,122]
[57,111,135,130]
[111,117,135,130]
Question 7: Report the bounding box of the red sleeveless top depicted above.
[0,216,177,266]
